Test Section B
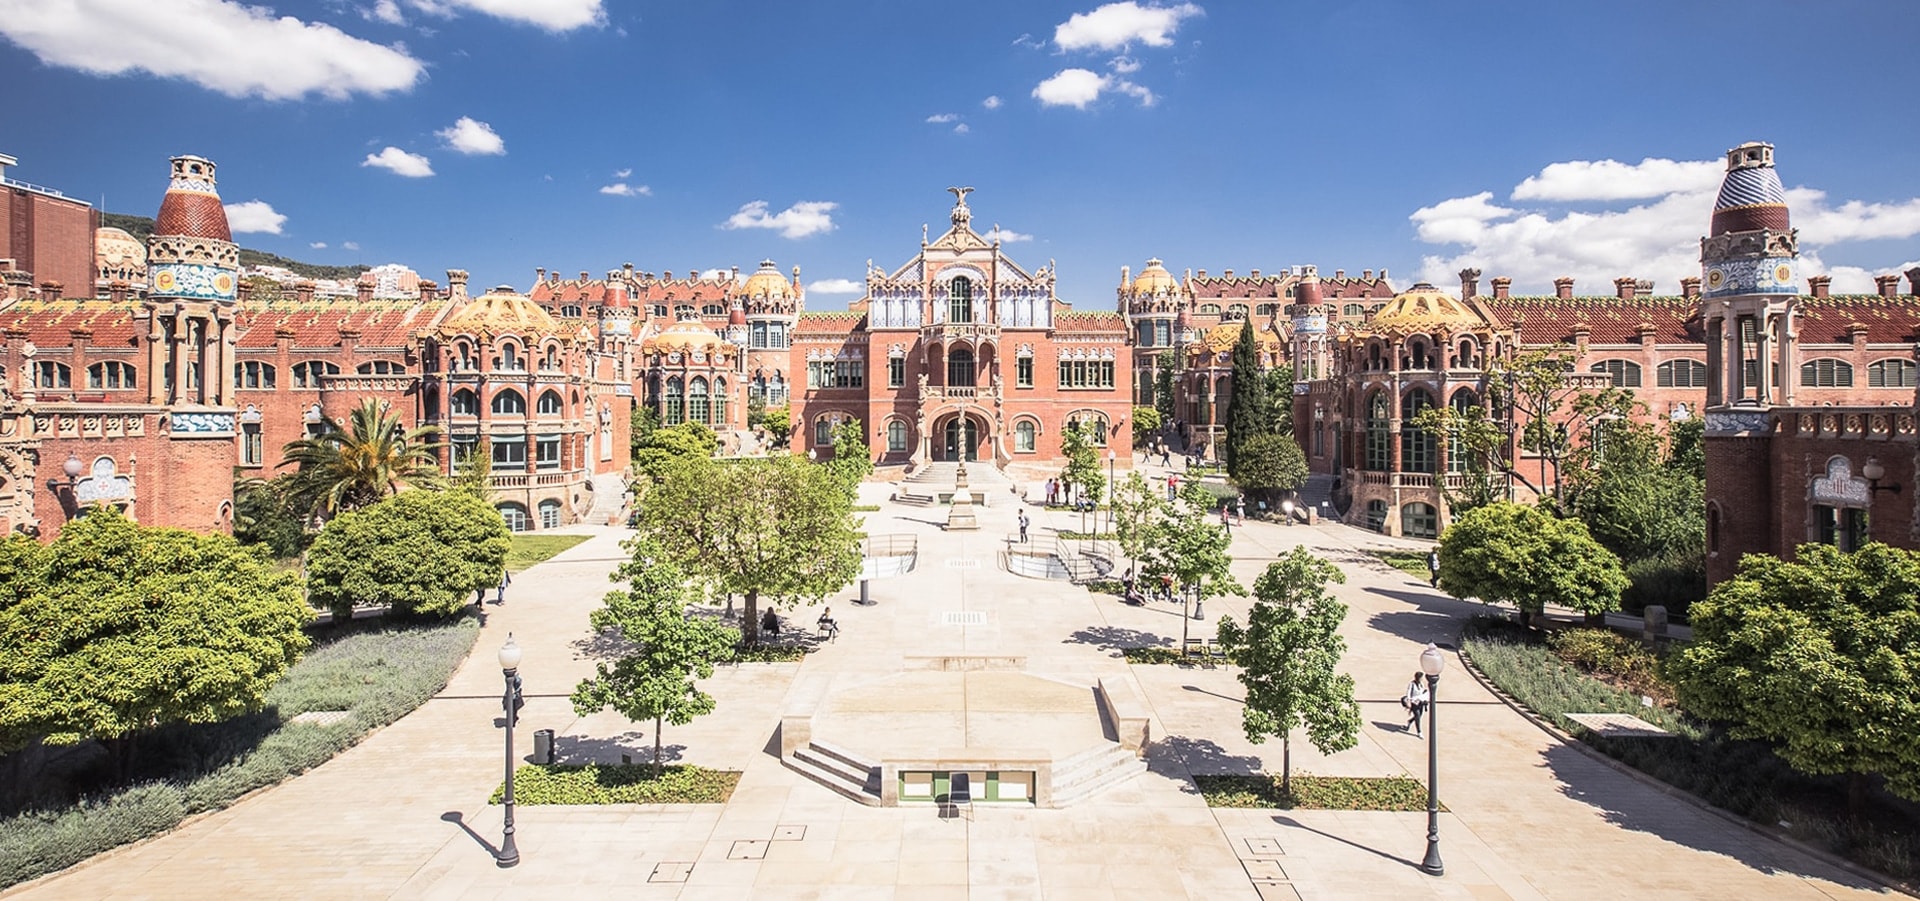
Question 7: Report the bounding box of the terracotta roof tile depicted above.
[1052,311,1126,333]
[1795,295,1920,344]
[794,311,865,335]
[234,299,456,349]
[0,299,145,349]
[1481,295,1701,344]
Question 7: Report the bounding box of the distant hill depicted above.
[99,212,372,282]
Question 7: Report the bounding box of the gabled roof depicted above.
[794,311,866,335]
[235,298,456,349]
[1480,295,1700,345]
[0,299,144,348]
[1053,311,1126,334]
[1796,295,1920,344]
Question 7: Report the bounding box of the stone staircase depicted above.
[1050,742,1148,806]
[582,473,628,525]
[1293,472,1336,522]
[785,739,883,806]
[905,461,1011,486]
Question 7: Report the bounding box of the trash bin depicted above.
[533,728,554,765]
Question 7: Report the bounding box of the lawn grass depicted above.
[1463,616,1918,881]
[0,615,480,889]
[1193,774,1431,810]
[493,764,740,805]
[1368,550,1432,580]
[505,534,590,572]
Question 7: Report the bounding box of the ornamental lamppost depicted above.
[1418,642,1446,876]
[497,634,524,868]
[1106,449,1117,532]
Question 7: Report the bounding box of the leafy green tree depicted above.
[633,421,719,479]
[636,456,861,645]
[281,398,442,519]
[1667,543,1920,809]
[1109,472,1167,579]
[1058,421,1106,508]
[572,537,740,776]
[1262,364,1295,433]
[305,490,510,621]
[1131,406,1162,446]
[452,439,494,499]
[1224,321,1270,479]
[1142,482,1244,646]
[0,509,310,766]
[1215,548,1361,793]
[629,405,659,459]
[1666,416,1705,481]
[1437,502,1627,622]
[759,404,792,449]
[1487,349,1581,504]
[232,473,310,559]
[1232,433,1308,510]
[1153,351,1178,426]
[1409,402,1509,515]
[823,419,873,498]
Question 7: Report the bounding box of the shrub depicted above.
[493,764,740,805]
[1619,551,1705,622]
[0,782,186,887]
[731,645,808,663]
[1122,647,1185,665]
[1192,774,1429,810]
[1545,628,1669,702]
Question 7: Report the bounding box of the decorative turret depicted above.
[598,281,634,337]
[1290,265,1329,381]
[1700,141,1801,412]
[147,155,239,303]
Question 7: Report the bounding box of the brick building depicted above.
[1,153,97,304]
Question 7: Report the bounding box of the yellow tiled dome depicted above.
[439,287,560,339]
[641,317,732,358]
[1365,284,1486,334]
[1129,258,1179,296]
[737,260,795,299]
[1186,321,1280,360]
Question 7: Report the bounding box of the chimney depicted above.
[1807,275,1831,299]
[418,279,439,303]
[1681,276,1701,299]
[1459,268,1481,299]
[1491,277,1511,300]
[577,270,588,282]
[1250,269,1260,279]
[1554,277,1575,300]
[356,279,374,303]
[1614,277,1637,300]
[536,267,546,282]
[663,271,672,280]
[295,280,315,302]
[1379,267,1388,281]
[1223,269,1234,278]
[1362,269,1372,280]
[1875,274,1901,298]
[1906,266,1920,295]
[235,279,251,303]
[1120,265,1131,288]
[446,269,470,300]
[1636,279,1654,296]
[1197,269,1207,278]
[1334,269,1344,279]
[39,280,62,302]
[624,262,634,278]
[108,279,130,303]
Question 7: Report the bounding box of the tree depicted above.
[1215,548,1361,794]
[1232,433,1308,510]
[452,439,494,499]
[1408,402,1509,515]
[1109,472,1167,579]
[1223,320,1270,479]
[1153,351,1178,427]
[1667,543,1920,809]
[758,404,792,449]
[636,456,861,645]
[633,421,718,479]
[1142,482,1244,647]
[281,398,442,519]
[1057,421,1106,508]
[571,537,740,776]
[1131,406,1162,446]
[305,489,510,621]
[232,473,310,559]
[1437,502,1627,622]
[1487,349,1582,504]
[629,405,659,459]
[1261,365,1295,433]
[0,509,310,768]
[1568,420,1703,564]
[823,418,873,498]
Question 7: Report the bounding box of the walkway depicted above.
[2,480,1897,899]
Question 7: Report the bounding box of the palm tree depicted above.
[281,398,444,519]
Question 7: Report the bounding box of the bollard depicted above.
[532,729,554,765]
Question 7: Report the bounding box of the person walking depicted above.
[1160,445,1171,467]
[1235,496,1246,525]
[1427,548,1441,588]
[495,568,512,605]
[1220,504,1232,534]
[1017,508,1030,543]
[1403,672,1430,735]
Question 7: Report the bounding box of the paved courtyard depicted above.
[2,465,1900,900]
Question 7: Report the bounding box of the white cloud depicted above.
[614,167,632,178]
[598,182,651,197]
[926,113,959,124]
[986,227,1032,243]
[223,200,286,234]
[1054,2,1202,52]
[807,278,863,295]
[309,241,328,249]
[700,268,728,280]
[982,95,1003,110]
[342,241,361,251]
[436,116,505,155]
[1108,54,1141,73]
[401,0,604,31]
[721,200,838,240]
[952,123,970,135]
[0,0,424,100]
[1032,68,1153,109]
[362,146,434,177]
[1409,155,1920,295]
[364,0,405,25]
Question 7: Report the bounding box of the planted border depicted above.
[492,764,740,805]
[1193,774,1431,810]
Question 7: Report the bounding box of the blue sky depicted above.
[3,0,1917,302]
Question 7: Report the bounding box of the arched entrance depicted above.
[939,413,986,462]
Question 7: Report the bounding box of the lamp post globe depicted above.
[496,633,523,868]
[62,454,84,480]
[1418,642,1445,876]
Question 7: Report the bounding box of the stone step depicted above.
[805,739,876,776]
[1052,748,1148,806]
[792,745,875,791]
[783,752,882,806]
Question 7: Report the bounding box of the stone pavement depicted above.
[3,474,1899,900]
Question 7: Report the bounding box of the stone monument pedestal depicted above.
[946,461,980,531]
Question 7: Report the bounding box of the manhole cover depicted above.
[289,711,351,727]
[942,611,988,626]
[1564,713,1672,737]
[945,558,981,569]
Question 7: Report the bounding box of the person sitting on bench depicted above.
[816,607,840,642]
[761,607,780,637]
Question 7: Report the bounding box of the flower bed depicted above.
[1193,774,1430,810]
[493,764,740,805]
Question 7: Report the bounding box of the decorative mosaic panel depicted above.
[1705,410,1771,434]
[1702,256,1796,298]
[150,263,237,301]
[171,411,237,435]
[1291,312,1328,335]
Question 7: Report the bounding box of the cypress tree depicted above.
[1224,319,1269,480]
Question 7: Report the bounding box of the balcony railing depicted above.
[921,321,1000,343]
[489,471,576,489]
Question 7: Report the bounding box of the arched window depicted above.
[451,389,478,416]
[538,499,563,529]
[1015,420,1037,452]
[1800,358,1853,388]
[32,361,70,389]
[492,389,526,416]
[1869,359,1918,388]
[1657,359,1709,388]
[1364,499,1388,533]
[1255,303,1278,318]
[539,346,562,371]
[673,303,695,319]
[537,390,564,416]
[497,503,530,532]
[714,377,729,426]
[1401,503,1438,539]
[815,415,835,447]
[768,373,789,405]
[887,420,908,452]
[1225,303,1250,322]
[689,377,710,425]
[357,360,405,375]
[649,304,667,319]
[664,377,684,425]
[948,276,973,323]
[948,348,976,387]
[495,342,522,371]
[1195,379,1211,426]
[1364,392,1391,471]
[234,361,276,389]
[1402,390,1435,473]
[293,360,340,388]
[560,304,582,318]
[1066,410,1109,446]
[1137,321,1155,346]
[702,303,727,317]
[1343,303,1365,319]
[453,342,476,371]
[88,361,137,390]
[1446,390,1478,473]
[1590,359,1642,388]
[1408,340,1432,370]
